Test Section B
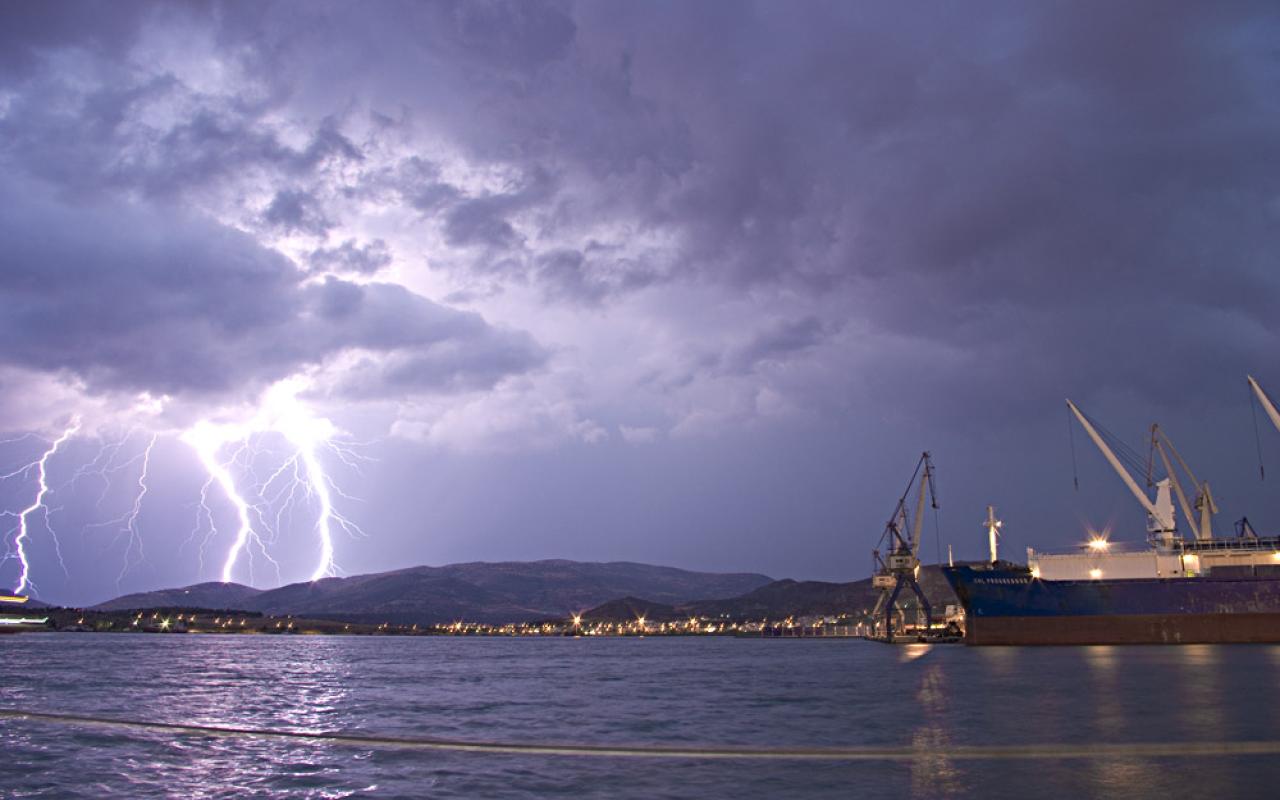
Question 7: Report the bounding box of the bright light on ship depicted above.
[1030,567,1041,579]
[1089,568,1103,580]
[1087,538,1110,552]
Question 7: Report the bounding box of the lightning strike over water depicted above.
[8,418,81,595]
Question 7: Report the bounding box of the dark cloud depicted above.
[725,317,830,376]
[535,248,656,306]
[0,0,148,77]
[4,1,1277,410]
[441,167,556,249]
[263,189,334,235]
[308,239,393,276]
[0,178,544,401]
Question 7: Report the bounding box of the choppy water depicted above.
[4,634,1280,798]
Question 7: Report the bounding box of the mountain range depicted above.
[91,560,775,624]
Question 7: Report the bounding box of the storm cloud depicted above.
[3,1,1280,603]
[0,178,543,403]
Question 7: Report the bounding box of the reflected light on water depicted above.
[155,638,358,796]
[909,663,962,798]
[900,644,931,663]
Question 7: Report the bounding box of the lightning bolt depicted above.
[82,434,161,587]
[183,422,277,585]
[116,434,157,584]
[64,429,145,510]
[200,377,367,584]
[299,442,337,581]
[0,378,368,594]
[7,418,81,595]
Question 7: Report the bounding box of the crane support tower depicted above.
[868,452,938,641]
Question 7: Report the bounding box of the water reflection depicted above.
[900,643,931,663]
[908,654,963,798]
[974,645,1016,679]
[1171,644,1236,796]
[137,638,360,797]
[1081,646,1164,795]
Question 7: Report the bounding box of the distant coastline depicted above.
[14,557,962,637]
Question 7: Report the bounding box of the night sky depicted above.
[3,2,1280,606]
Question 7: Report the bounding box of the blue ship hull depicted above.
[942,564,1280,645]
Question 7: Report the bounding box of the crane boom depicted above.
[1153,432,1200,539]
[1249,376,1280,435]
[1150,424,1215,540]
[911,458,929,557]
[1067,399,1164,522]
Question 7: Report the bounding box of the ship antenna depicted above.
[1250,379,1266,481]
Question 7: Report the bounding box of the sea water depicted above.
[4,634,1280,798]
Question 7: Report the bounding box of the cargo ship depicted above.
[944,378,1280,645]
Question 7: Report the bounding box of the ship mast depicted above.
[984,505,1002,563]
[1066,400,1176,539]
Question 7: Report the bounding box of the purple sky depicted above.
[3,1,1280,606]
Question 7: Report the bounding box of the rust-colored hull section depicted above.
[966,613,1280,646]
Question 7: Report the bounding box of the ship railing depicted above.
[1177,535,1280,554]
[1029,542,1148,557]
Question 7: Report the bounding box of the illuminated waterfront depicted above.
[35,607,873,637]
[5,635,1280,797]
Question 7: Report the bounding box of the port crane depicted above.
[1148,424,1217,540]
[869,452,936,639]
[1067,400,1218,543]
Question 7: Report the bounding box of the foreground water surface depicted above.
[4,634,1280,798]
